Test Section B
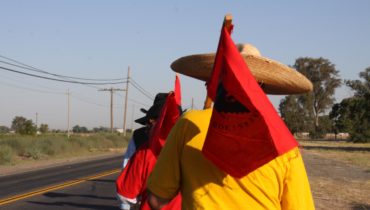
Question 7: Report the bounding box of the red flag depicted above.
[149,75,182,156]
[116,142,182,210]
[175,74,182,105]
[202,22,298,178]
[116,75,182,210]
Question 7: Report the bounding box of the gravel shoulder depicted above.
[301,149,370,210]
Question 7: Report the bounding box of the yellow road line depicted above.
[0,168,121,206]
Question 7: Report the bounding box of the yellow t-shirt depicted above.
[147,109,315,210]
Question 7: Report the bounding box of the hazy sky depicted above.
[1,1,369,130]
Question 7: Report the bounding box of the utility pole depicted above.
[99,87,125,133]
[123,67,130,136]
[67,89,70,138]
[130,104,135,131]
[35,112,38,131]
[191,98,194,110]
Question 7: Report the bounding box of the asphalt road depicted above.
[0,155,122,210]
[1,150,369,210]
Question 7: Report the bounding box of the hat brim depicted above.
[134,116,147,125]
[171,53,313,95]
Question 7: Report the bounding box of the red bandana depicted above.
[202,22,298,178]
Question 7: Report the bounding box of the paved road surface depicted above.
[1,151,369,210]
[1,174,119,210]
[0,155,122,210]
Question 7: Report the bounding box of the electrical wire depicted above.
[130,81,154,100]
[114,92,150,108]
[70,94,110,108]
[0,72,65,92]
[130,78,154,98]
[0,80,65,95]
[0,65,127,85]
[0,54,126,81]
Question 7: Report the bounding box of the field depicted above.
[0,133,130,166]
[299,140,370,210]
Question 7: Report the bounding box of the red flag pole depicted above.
[203,14,233,110]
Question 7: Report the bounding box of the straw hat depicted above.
[171,43,313,95]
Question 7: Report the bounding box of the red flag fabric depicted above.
[202,23,298,178]
[116,142,182,210]
[149,77,182,156]
[175,74,182,105]
[116,75,182,209]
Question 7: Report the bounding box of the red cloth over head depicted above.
[116,142,181,210]
[202,22,298,178]
[116,75,182,209]
[149,76,182,157]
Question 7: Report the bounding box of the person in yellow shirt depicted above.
[147,109,314,210]
[147,16,315,210]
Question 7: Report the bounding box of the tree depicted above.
[72,125,89,133]
[292,57,341,137]
[0,126,10,133]
[329,98,353,134]
[39,124,49,133]
[11,116,36,135]
[318,115,334,136]
[72,125,81,133]
[93,126,109,133]
[279,95,311,133]
[330,68,370,142]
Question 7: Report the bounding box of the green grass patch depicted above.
[0,133,131,165]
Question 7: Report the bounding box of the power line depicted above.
[0,80,65,95]
[130,78,154,99]
[0,72,65,92]
[130,81,154,100]
[70,94,110,108]
[128,97,150,107]
[114,92,150,107]
[1,71,149,108]
[0,54,127,81]
[0,65,127,85]
[0,80,120,108]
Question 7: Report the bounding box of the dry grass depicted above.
[299,140,370,210]
[309,173,370,209]
[299,140,370,170]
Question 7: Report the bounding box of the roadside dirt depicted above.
[302,149,370,210]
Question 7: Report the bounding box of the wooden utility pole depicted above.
[35,112,38,130]
[99,88,125,133]
[130,104,135,131]
[123,67,130,136]
[191,98,194,110]
[67,89,71,138]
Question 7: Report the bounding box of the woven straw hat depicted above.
[171,43,313,95]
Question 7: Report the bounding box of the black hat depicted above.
[135,93,169,125]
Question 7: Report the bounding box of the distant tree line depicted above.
[0,117,113,135]
[279,57,369,143]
